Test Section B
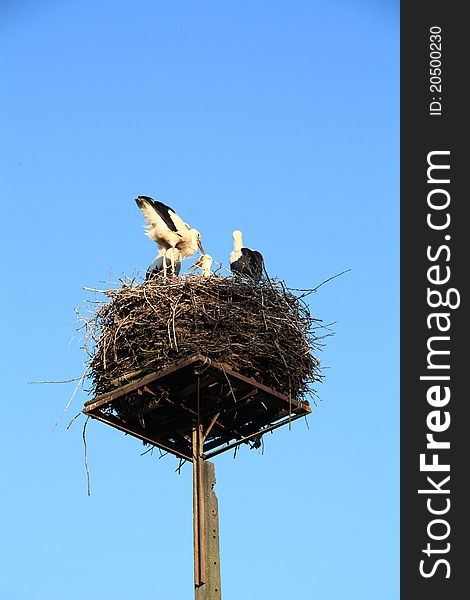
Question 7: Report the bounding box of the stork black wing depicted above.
[231,248,264,281]
[151,200,180,232]
[135,196,178,232]
[244,248,264,280]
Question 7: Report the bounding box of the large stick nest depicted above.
[81,275,325,402]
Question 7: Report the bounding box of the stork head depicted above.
[190,228,205,253]
[201,253,213,267]
[190,254,213,276]
[232,229,243,250]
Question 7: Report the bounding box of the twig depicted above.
[83,286,114,294]
[66,411,82,430]
[28,377,81,384]
[296,269,352,298]
[83,416,91,496]
[52,369,87,432]
[175,458,186,474]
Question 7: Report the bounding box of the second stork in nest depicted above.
[230,230,264,282]
[190,254,214,277]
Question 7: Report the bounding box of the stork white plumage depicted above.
[135,196,204,276]
[229,230,264,282]
[190,254,214,277]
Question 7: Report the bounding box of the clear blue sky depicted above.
[1,2,399,599]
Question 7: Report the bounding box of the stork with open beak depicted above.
[189,254,213,277]
[135,196,204,276]
[229,230,264,282]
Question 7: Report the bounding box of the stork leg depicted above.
[162,251,168,279]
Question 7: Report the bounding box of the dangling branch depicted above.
[83,416,91,496]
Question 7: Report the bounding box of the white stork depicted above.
[229,230,264,282]
[135,196,204,276]
[145,248,182,280]
[190,254,214,277]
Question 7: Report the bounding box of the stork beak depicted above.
[189,258,201,271]
[197,238,205,253]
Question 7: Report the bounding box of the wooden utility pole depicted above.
[193,422,221,600]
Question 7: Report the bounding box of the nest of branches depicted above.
[81,275,324,403]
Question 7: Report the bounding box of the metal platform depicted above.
[82,354,311,461]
